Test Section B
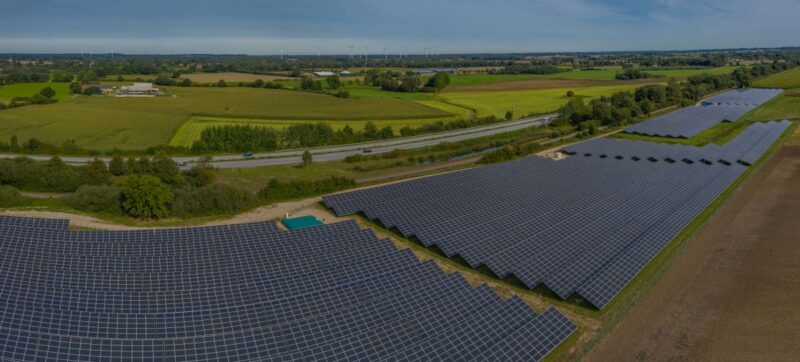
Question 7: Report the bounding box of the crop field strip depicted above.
[0,216,574,361]
[323,121,789,309]
[624,88,782,138]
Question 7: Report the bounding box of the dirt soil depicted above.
[586,145,800,362]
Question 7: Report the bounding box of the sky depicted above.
[1,0,798,54]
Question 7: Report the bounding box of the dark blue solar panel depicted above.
[623,88,782,138]
[324,120,788,309]
[0,217,574,361]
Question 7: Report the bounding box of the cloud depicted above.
[0,0,796,53]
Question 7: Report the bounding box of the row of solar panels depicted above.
[703,87,783,106]
[0,216,575,361]
[323,120,790,309]
[564,120,791,166]
[623,88,782,138]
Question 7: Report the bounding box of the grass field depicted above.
[0,82,71,102]
[0,87,453,150]
[753,66,800,89]
[744,91,800,121]
[439,84,650,118]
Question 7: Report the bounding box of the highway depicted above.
[0,114,555,169]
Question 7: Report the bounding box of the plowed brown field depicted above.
[586,145,800,361]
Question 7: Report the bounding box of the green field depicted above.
[543,66,737,80]
[169,115,460,147]
[0,82,71,102]
[745,91,800,121]
[753,66,800,89]
[439,84,650,118]
[0,87,453,150]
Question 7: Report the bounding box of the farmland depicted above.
[438,84,650,118]
[745,90,800,121]
[753,66,800,88]
[0,82,71,102]
[0,87,454,150]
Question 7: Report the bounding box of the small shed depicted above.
[282,215,324,230]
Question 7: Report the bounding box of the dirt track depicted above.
[586,145,800,361]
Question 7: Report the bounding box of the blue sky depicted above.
[1,0,798,54]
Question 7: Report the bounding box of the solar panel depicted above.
[623,88,782,138]
[0,217,574,361]
[324,120,789,309]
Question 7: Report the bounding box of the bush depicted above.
[122,175,174,219]
[66,185,123,214]
[259,176,356,203]
[172,184,256,217]
[0,185,30,208]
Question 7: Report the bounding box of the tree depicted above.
[252,79,265,88]
[152,154,183,185]
[109,155,127,176]
[326,75,341,90]
[116,75,125,82]
[566,90,575,97]
[216,79,227,87]
[180,78,192,87]
[505,111,514,121]
[10,135,18,151]
[122,175,173,219]
[426,72,450,91]
[82,86,102,96]
[69,82,82,94]
[39,87,56,99]
[84,158,111,185]
[301,150,313,167]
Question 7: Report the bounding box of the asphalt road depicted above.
[0,114,555,169]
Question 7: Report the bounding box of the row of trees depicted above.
[191,122,395,152]
[556,65,795,128]
[614,69,654,80]
[490,65,562,75]
[363,69,450,93]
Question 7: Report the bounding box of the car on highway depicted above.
[175,161,188,167]
[363,149,373,153]
[243,151,254,159]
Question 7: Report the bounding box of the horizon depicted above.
[3,0,799,54]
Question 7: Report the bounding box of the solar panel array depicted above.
[624,88,782,138]
[703,88,783,106]
[324,120,791,309]
[0,217,575,361]
[564,120,791,166]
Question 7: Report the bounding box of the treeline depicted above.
[490,65,562,75]
[363,70,450,93]
[614,69,654,80]
[555,66,786,128]
[192,122,394,152]
[67,156,255,219]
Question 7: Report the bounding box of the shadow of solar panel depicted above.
[323,119,789,309]
[0,217,574,361]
